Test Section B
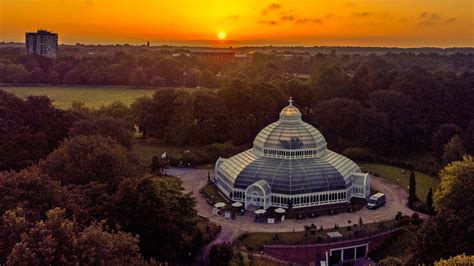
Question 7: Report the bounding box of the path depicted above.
[168,167,424,264]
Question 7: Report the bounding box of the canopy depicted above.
[274,208,286,214]
[214,202,226,208]
[254,209,266,215]
[327,231,343,238]
[232,202,243,207]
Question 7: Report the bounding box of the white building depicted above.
[215,99,370,210]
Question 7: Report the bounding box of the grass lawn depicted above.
[361,163,440,201]
[1,86,213,109]
[237,220,399,250]
[201,183,231,205]
[132,138,216,168]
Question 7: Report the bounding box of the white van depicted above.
[367,193,385,209]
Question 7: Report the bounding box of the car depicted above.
[367,193,385,209]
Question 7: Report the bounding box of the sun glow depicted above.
[217,31,227,40]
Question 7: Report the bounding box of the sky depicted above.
[0,0,473,47]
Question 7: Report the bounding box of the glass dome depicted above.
[215,99,362,195]
[253,99,327,155]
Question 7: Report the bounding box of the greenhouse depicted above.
[215,99,370,210]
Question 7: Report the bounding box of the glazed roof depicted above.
[216,99,361,195]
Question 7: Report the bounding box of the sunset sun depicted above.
[217,31,226,40]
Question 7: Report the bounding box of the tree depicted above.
[311,64,349,101]
[69,116,133,148]
[150,156,169,175]
[378,257,404,266]
[47,70,61,84]
[0,168,65,218]
[432,123,462,157]
[408,171,417,208]
[413,156,474,264]
[39,135,142,185]
[28,67,46,84]
[435,254,474,265]
[0,92,74,171]
[6,208,145,265]
[313,98,362,149]
[108,175,200,261]
[425,187,434,214]
[442,135,465,165]
[209,242,233,266]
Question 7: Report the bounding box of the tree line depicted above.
[0,91,214,264]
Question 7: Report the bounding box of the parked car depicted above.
[367,193,385,209]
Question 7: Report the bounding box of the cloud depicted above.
[226,15,239,22]
[281,14,296,21]
[259,19,278,25]
[418,12,454,26]
[261,3,281,15]
[295,18,323,24]
[344,1,356,7]
[353,11,373,17]
[445,18,456,23]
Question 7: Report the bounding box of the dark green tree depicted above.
[408,171,417,208]
[69,116,133,148]
[426,187,434,214]
[412,156,474,264]
[108,175,199,261]
[6,208,145,265]
[39,135,142,185]
[209,242,233,266]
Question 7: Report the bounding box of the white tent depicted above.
[254,209,266,215]
[214,202,226,208]
[232,202,243,208]
[274,208,286,214]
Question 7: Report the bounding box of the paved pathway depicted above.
[168,167,424,264]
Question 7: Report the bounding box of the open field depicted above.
[0,86,210,109]
[361,163,440,201]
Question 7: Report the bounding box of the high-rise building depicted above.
[25,29,58,58]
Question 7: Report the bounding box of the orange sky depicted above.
[1,0,473,47]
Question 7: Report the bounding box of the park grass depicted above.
[237,220,399,250]
[0,85,213,109]
[132,138,216,168]
[361,163,440,201]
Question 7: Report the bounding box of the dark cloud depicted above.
[353,11,373,17]
[261,3,281,15]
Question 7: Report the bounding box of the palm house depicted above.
[215,99,370,210]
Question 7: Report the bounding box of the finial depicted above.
[289,97,293,105]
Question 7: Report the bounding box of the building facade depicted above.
[26,30,58,58]
[215,99,370,210]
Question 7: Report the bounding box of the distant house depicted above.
[25,29,58,58]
